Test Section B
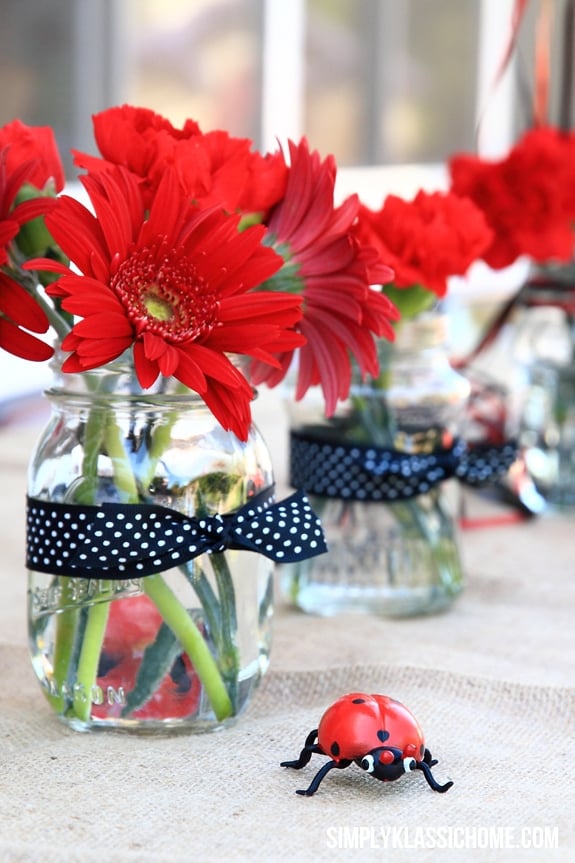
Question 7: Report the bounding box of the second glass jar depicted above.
[280,314,470,617]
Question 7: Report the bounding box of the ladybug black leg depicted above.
[295,759,353,796]
[280,729,322,770]
[423,747,438,767]
[415,759,453,793]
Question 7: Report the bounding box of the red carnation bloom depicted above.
[184,129,288,215]
[74,105,287,214]
[356,190,493,298]
[0,151,56,361]
[27,166,305,440]
[0,119,64,192]
[73,105,203,207]
[93,596,201,721]
[449,126,575,269]
[250,138,398,415]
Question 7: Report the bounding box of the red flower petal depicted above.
[0,318,53,361]
[0,272,50,333]
[41,164,304,439]
[255,138,397,409]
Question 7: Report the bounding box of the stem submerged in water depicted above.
[73,597,111,722]
[143,574,233,722]
[39,374,244,726]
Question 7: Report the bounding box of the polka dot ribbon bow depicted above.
[26,489,327,580]
[290,432,518,502]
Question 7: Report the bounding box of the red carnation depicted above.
[449,126,575,269]
[0,149,56,361]
[356,190,493,298]
[0,119,64,192]
[74,105,287,214]
[93,596,202,721]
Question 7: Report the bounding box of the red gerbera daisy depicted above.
[0,150,56,361]
[26,166,305,440]
[249,138,398,415]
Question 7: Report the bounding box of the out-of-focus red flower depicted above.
[93,595,202,721]
[73,105,287,214]
[25,165,305,439]
[356,190,493,298]
[250,138,398,416]
[0,151,56,361]
[449,126,575,269]
[0,119,65,192]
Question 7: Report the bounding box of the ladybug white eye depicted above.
[403,757,416,773]
[360,755,375,773]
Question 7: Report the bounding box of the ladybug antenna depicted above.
[415,760,454,793]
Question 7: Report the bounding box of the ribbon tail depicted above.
[457,442,519,486]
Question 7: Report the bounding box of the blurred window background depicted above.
[0,0,522,178]
[0,0,569,403]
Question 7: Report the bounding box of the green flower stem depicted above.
[27,282,71,342]
[45,577,79,713]
[47,408,108,715]
[210,553,239,710]
[143,573,233,721]
[104,414,140,502]
[104,410,235,721]
[389,496,462,591]
[180,561,222,639]
[138,382,187,490]
[61,412,133,722]
[73,598,111,722]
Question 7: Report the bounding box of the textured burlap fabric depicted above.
[1,400,574,862]
[0,648,573,863]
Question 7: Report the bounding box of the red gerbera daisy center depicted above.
[112,244,218,342]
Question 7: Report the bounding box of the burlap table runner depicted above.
[1,408,574,861]
[0,644,573,863]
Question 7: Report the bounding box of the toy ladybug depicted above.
[281,692,453,796]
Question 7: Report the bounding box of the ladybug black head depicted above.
[356,747,417,783]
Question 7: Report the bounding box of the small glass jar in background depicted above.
[514,266,575,508]
[280,313,470,617]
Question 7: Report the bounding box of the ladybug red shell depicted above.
[281,692,453,796]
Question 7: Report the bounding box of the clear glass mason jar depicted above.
[27,362,275,732]
[513,267,575,508]
[280,314,470,617]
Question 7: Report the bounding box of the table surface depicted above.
[0,389,573,863]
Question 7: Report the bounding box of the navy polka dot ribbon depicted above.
[290,431,517,502]
[26,489,327,580]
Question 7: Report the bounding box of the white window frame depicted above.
[260,0,518,197]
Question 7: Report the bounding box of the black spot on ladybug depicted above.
[331,741,340,757]
[377,729,390,742]
[351,698,365,704]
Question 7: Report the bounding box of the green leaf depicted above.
[382,283,438,320]
[121,621,183,716]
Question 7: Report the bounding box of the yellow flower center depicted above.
[143,289,173,323]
